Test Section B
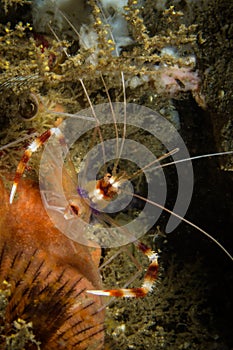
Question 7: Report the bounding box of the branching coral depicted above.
[0,0,200,174]
[0,1,199,99]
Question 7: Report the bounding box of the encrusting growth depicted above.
[0,177,105,349]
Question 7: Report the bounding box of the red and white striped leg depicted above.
[87,241,159,298]
[9,127,65,204]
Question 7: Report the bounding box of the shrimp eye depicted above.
[64,201,82,220]
[70,204,80,216]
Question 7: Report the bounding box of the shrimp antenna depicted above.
[95,0,127,175]
[49,8,107,165]
[122,189,233,262]
[151,150,233,171]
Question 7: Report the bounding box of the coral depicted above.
[0,1,199,99]
[0,294,41,350]
[0,0,200,175]
[0,177,105,349]
[1,1,232,349]
[1,0,30,14]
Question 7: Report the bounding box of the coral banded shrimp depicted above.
[8,97,233,297]
[0,0,232,346]
[1,1,233,349]
[8,0,233,303]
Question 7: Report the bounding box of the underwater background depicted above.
[0,0,233,349]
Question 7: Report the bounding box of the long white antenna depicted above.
[122,190,233,262]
